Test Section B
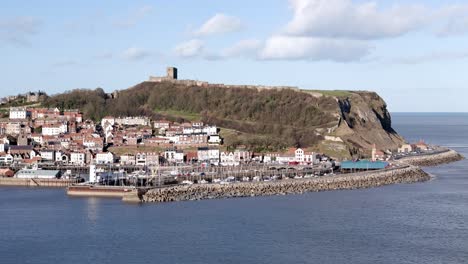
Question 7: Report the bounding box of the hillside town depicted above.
[0,106,331,171]
[0,102,435,182]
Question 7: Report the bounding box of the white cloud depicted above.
[436,4,468,37]
[114,5,153,29]
[285,0,428,40]
[259,35,372,62]
[122,47,150,60]
[194,13,243,36]
[0,16,42,46]
[173,1,468,63]
[174,39,204,58]
[222,39,262,58]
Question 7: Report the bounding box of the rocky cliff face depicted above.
[332,91,404,154]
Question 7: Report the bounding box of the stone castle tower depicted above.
[166,67,178,80]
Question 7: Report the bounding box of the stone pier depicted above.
[141,165,429,203]
[397,149,464,167]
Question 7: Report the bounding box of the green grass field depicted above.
[155,109,201,121]
[302,89,353,97]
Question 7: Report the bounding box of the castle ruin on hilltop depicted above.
[148,67,299,92]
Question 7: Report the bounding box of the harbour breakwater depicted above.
[135,149,465,204]
[397,149,464,167]
[139,165,430,203]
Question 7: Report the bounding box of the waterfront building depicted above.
[40,150,55,161]
[164,149,185,163]
[197,147,220,164]
[120,154,136,165]
[55,151,69,163]
[15,168,60,179]
[136,152,160,166]
[340,160,389,172]
[414,140,429,151]
[95,152,115,164]
[398,144,413,153]
[220,152,236,166]
[70,152,86,165]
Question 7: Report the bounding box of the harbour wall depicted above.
[0,177,78,187]
[397,149,464,167]
[68,186,135,198]
[140,165,430,203]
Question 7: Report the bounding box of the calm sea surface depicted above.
[1,113,467,264]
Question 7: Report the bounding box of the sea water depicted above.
[0,113,467,264]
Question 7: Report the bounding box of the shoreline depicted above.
[1,149,464,203]
[137,149,465,203]
[0,177,79,187]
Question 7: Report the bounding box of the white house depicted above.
[197,147,220,164]
[70,152,86,165]
[0,153,14,164]
[6,122,21,135]
[276,154,295,164]
[42,123,67,136]
[164,149,184,163]
[42,125,61,136]
[40,150,55,161]
[30,134,43,145]
[0,143,7,153]
[82,136,103,151]
[398,144,413,153]
[95,152,115,164]
[120,154,136,165]
[136,152,160,166]
[55,150,69,163]
[220,152,236,166]
[103,125,114,143]
[115,116,150,126]
[202,126,218,135]
[154,120,171,129]
[234,149,251,163]
[294,148,317,164]
[220,150,251,166]
[208,135,222,144]
[9,107,29,119]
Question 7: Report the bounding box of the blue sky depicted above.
[1,0,468,112]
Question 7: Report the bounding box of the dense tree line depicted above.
[43,82,340,150]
